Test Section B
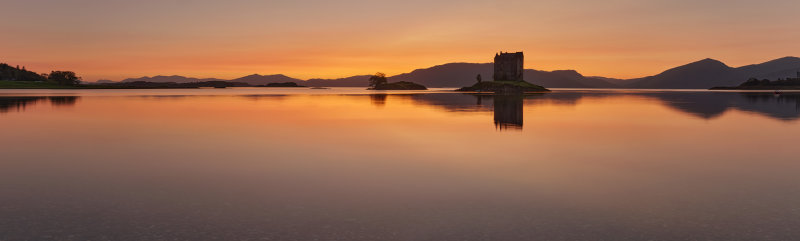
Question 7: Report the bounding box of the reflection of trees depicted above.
[0,96,80,113]
[735,92,800,118]
[493,95,524,130]
[369,94,388,107]
[0,97,46,113]
[48,96,80,106]
[741,92,800,111]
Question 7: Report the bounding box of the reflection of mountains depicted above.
[0,96,80,113]
[405,92,800,121]
[592,92,800,120]
[5,92,798,121]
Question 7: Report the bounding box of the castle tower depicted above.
[493,52,524,82]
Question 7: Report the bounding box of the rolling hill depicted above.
[624,57,800,89]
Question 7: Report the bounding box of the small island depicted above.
[367,72,427,90]
[711,75,800,90]
[457,80,548,92]
[371,81,427,90]
[456,52,549,93]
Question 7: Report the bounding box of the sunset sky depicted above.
[2,0,799,81]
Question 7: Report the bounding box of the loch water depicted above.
[1,88,799,240]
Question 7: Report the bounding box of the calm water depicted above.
[1,88,799,241]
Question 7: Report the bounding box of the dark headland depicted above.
[456,52,549,93]
[1,63,84,89]
[711,74,800,90]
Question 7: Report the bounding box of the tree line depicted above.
[0,63,82,85]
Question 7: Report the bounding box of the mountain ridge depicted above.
[112,57,800,89]
[624,57,800,89]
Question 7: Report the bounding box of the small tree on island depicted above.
[476,74,482,83]
[368,72,388,87]
[47,71,81,86]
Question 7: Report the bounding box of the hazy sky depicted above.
[2,0,799,81]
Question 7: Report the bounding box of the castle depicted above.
[493,52,524,82]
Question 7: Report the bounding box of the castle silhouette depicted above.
[493,52,524,82]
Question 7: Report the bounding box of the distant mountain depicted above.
[589,76,634,86]
[625,57,800,89]
[113,64,618,88]
[113,57,800,89]
[525,69,618,88]
[121,75,225,83]
[306,75,371,87]
[626,59,737,89]
[737,57,800,81]
[232,74,302,85]
[382,56,799,89]
[388,63,493,88]
[94,79,115,84]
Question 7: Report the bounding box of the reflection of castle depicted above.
[493,52,524,82]
[493,95,523,130]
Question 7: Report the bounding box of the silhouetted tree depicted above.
[48,71,81,85]
[368,72,388,87]
[477,74,482,83]
[1,63,47,81]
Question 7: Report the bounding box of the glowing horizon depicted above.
[2,0,798,82]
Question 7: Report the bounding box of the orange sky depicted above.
[2,0,799,81]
